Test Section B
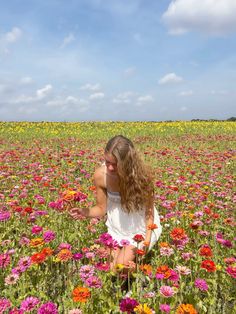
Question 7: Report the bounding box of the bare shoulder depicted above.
[93,165,106,188]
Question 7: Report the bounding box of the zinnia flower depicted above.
[176,303,197,314]
[68,310,83,314]
[119,298,139,313]
[37,302,58,314]
[159,304,171,313]
[159,285,175,298]
[201,260,216,272]
[134,303,153,314]
[170,228,186,240]
[226,266,236,279]
[0,298,11,312]
[57,249,73,261]
[85,276,102,288]
[133,234,145,243]
[4,273,19,285]
[194,278,208,291]
[20,297,39,312]
[0,254,10,268]
[31,252,46,264]
[72,287,90,303]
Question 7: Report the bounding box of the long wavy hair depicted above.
[105,135,154,213]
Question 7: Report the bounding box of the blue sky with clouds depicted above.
[0,0,236,121]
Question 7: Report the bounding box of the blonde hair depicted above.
[105,135,154,213]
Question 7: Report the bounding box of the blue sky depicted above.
[0,0,236,121]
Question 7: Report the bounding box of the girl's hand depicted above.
[68,208,83,220]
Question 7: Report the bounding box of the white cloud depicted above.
[60,33,75,48]
[211,90,228,95]
[5,27,22,43]
[124,67,136,77]
[80,83,101,91]
[136,95,154,106]
[89,92,104,100]
[179,90,193,96]
[113,91,134,104]
[162,0,236,35]
[0,27,22,54]
[36,84,52,99]
[180,106,187,111]
[20,77,33,85]
[159,73,183,85]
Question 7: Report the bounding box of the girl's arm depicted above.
[144,195,155,248]
[69,167,107,219]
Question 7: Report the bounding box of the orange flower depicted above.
[62,190,77,201]
[57,249,73,261]
[176,303,198,314]
[159,242,170,248]
[140,264,152,275]
[30,238,44,247]
[136,249,145,256]
[72,287,90,303]
[41,247,53,257]
[31,252,46,264]
[201,260,216,272]
[199,245,213,257]
[147,223,158,230]
[156,265,171,279]
[134,303,153,314]
[170,228,187,240]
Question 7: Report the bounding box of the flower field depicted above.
[0,121,235,314]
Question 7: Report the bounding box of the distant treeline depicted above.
[162,117,236,122]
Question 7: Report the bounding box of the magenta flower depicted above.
[120,239,130,246]
[20,296,39,312]
[194,278,208,291]
[159,286,176,298]
[226,266,236,279]
[58,242,71,250]
[119,297,139,313]
[73,253,83,260]
[0,253,10,268]
[160,304,171,313]
[37,302,58,314]
[31,225,43,234]
[168,270,179,282]
[0,211,11,221]
[0,298,11,312]
[43,230,56,243]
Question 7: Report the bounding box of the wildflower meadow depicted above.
[0,121,235,314]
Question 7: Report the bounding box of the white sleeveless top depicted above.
[104,166,162,247]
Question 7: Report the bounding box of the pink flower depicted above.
[226,266,236,279]
[0,298,11,312]
[159,286,176,298]
[31,225,43,234]
[20,297,39,312]
[160,304,171,313]
[194,278,208,291]
[85,276,102,288]
[0,253,10,268]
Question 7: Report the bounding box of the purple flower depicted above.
[0,211,11,221]
[17,256,32,272]
[120,239,130,246]
[43,230,56,243]
[119,298,139,313]
[194,278,208,291]
[20,296,39,312]
[79,265,95,281]
[37,302,58,314]
[160,304,171,313]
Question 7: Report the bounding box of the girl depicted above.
[69,135,162,269]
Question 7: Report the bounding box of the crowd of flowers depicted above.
[0,121,235,313]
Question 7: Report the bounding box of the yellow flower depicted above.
[216,264,222,270]
[30,238,44,247]
[134,303,153,314]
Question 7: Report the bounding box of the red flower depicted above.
[136,249,145,256]
[31,252,46,264]
[201,260,216,272]
[199,245,213,257]
[133,234,144,243]
[170,228,186,240]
